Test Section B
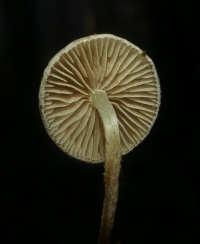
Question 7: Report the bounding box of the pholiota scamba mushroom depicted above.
[39,34,161,244]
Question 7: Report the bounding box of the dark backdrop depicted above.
[1,0,200,243]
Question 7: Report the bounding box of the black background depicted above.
[1,0,200,243]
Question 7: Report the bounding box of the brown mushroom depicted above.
[39,34,161,244]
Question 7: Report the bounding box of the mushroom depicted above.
[39,34,161,244]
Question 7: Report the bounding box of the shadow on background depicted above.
[1,0,200,243]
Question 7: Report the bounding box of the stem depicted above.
[91,90,122,244]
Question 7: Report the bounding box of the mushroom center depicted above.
[91,89,120,148]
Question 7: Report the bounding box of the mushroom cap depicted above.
[39,34,161,163]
